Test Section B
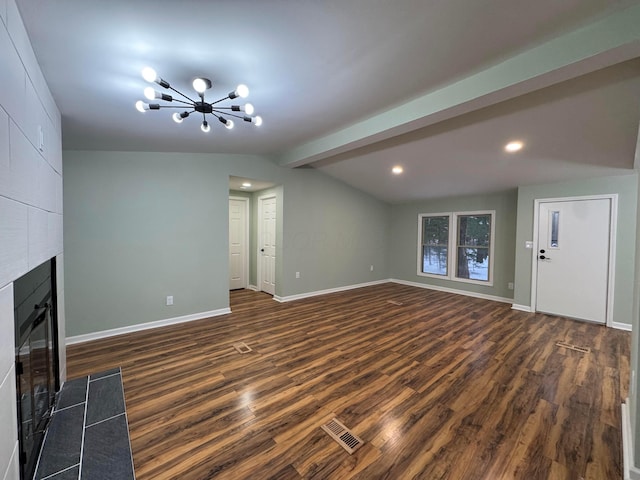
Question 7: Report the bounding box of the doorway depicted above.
[258,194,277,296]
[532,195,617,325]
[229,197,249,290]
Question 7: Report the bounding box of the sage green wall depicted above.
[64,150,390,337]
[513,173,638,327]
[631,170,640,464]
[388,190,518,299]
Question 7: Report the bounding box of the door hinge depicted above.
[16,361,23,376]
[19,450,27,465]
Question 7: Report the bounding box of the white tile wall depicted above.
[28,206,48,269]
[0,2,63,477]
[0,368,17,480]
[0,26,25,130]
[55,171,63,214]
[35,156,56,212]
[1,443,18,480]
[0,285,13,380]
[0,196,28,289]
[24,76,42,151]
[0,0,6,26]
[49,120,62,174]
[7,122,36,206]
[0,108,8,187]
[6,1,59,136]
[48,212,63,258]
[6,2,37,101]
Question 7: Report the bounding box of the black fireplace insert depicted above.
[14,258,59,480]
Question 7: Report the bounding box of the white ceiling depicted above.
[229,176,276,193]
[16,0,640,203]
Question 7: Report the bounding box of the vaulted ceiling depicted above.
[17,0,640,202]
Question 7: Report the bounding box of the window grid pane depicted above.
[456,247,490,281]
[455,214,491,282]
[421,216,449,276]
[423,245,448,276]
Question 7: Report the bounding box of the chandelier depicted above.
[135,67,262,133]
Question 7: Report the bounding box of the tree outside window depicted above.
[456,214,491,281]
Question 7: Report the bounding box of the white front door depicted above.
[535,198,612,323]
[258,195,276,295]
[229,198,248,290]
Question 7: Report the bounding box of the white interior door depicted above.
[229,198,248,290]
[535,198,612,323]
[259,195,276,295]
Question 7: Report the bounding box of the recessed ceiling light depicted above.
[505,141,524,153]
[392,166,403,175]
[241,182,252,188]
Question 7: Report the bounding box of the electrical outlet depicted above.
[166,295,173,306]
[370,265,374,272]
[295,272,300,279]
[508,282,514,290]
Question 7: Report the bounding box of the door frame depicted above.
[229,196,250,290]
[257,193,277,294]
[530,194,618,326]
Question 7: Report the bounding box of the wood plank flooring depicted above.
[66,283,630,479]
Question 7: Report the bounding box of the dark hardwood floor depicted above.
[66,283,630,479]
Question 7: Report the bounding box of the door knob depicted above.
[539,249,545,254]
[260,248,265,252]
[539,255,549,260]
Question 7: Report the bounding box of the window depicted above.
[420,215,449,276]
[418,210,495,285]
[550,211,560,248]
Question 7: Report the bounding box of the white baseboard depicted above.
[613,321,633,332]
[66,307,231,345]
[389,278,513,304]
[622,400,640,479]
[273,279,390,303]
[511,304,533,312]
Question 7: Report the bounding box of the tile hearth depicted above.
[34,368,135,480]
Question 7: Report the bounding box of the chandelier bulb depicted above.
[253,115,263,127]
[244,103,255,115]
[236,84,249,99]
[225,119,234,130]
[135,100,149,113]
[201,121,211,133]
[192,78,212,94]
[172,112,184,123]
[144,87,156,100]
[141,67,157,83]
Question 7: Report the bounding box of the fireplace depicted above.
[14,258,60,480]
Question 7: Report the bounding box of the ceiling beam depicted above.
[275,4,640,168]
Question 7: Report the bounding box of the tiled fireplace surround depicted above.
[34,368,135,480]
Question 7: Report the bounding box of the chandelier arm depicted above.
[208,96,231,106]
[168,98,194,106]
[167,86,198,104]
[156,105,195,109]
[211,110,246,120]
